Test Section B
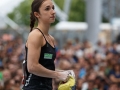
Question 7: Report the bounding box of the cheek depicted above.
[39,10,48,18]
[41,13,49,20]
[44,15,49,19]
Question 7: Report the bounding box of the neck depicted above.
[37,22,50,35]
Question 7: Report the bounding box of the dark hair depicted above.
[30,0,45,32]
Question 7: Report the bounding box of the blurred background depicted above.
[0,0,120,90]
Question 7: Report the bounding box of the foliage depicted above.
[7,0,86,26]
[69,0,86,22]
[54,0,86,22]
[8,0,32,26]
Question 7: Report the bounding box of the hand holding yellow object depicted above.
[58,70,76,90]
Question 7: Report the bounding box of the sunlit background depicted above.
[0,0,120,90]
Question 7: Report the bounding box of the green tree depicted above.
[54,0,86,21]
[54,0,64,10]
[8,0,86,26]
[69,0,86,21]
[8,0,32,26]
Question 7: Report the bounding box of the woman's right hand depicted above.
[57,71,69,82]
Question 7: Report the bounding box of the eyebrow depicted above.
[45,5,54,8]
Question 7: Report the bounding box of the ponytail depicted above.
[30,0,44,31]
[30,12,36,32]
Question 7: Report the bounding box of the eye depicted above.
[45,7,50,11]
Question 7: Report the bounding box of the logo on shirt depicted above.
[44,53,53,59]
[25,74,32,86]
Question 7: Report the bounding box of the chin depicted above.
[50,20,55,23]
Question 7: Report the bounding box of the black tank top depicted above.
[22,28,56,90]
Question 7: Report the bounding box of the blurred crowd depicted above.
[53,36,120,90]
[0,33,120,90]
[0,34,24,90]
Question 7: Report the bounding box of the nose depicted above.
[51,9,56,15]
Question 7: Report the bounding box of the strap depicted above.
[34,28,55,48]
[34,28,47,42]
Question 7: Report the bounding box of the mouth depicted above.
[50,16,55,18]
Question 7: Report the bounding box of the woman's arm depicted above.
[27,30,68,81]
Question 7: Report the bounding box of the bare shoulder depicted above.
[29,29,43,38]
[27,29,44,46]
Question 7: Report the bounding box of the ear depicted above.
[34,12,40,19]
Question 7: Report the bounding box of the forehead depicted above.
[41,0,54,7]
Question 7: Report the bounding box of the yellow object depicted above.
[58,76,76,90]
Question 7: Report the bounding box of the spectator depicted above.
[0,33,120,89]
[109,63,120,83]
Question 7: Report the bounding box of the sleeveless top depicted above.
[22,28,56,90]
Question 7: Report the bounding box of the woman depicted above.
[22,0,69,90]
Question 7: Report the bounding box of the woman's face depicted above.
[38,0,56,24]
